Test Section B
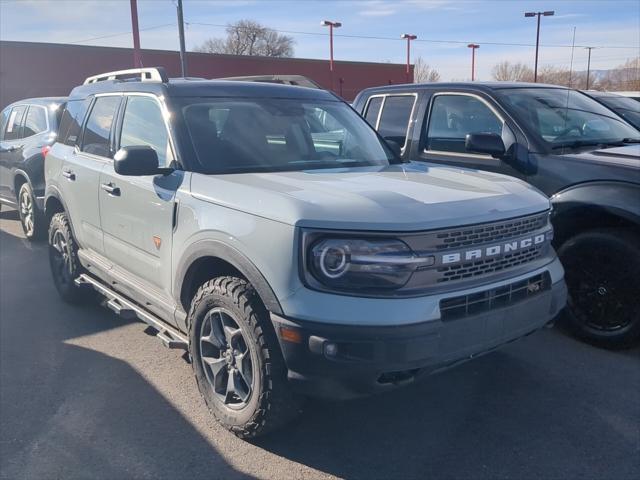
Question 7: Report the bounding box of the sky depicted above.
[0,0,638,81]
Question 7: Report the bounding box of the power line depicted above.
[186,21,638,50]
[65,23,175,45]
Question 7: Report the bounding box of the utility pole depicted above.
[177,0,187,77]
[129,0,142,67]
[467,44,480,81]
[401,34,417,83]
[585,47,595,89]
[524,10,555,82]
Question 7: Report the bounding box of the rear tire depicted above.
[558,228,640,349]
[18,182,45,240]
[188,276,301,438]
[48,212,86,304]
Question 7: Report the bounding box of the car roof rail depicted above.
[83,67,169,85]
[218,74,323,89]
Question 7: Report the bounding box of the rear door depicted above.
[0,104,27,201]
[61,95,120,253]
[98,93,180,312]
[362,93,417,155]
[417,91,522,177]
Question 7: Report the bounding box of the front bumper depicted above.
[272,278,567,400]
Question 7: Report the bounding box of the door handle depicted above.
[101,182,120,196]
[62,169,76,181]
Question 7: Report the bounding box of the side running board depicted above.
[75,274,188,350]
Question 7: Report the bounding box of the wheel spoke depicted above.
[202,356,226,377]
[223,325,241,346]
[235,351,252,391]
[225,369,249,403]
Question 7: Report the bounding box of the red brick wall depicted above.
[0,41,411,107]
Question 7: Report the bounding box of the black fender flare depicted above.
[174,239,283,315]
[551,181,640,226]
[44,185,78,238]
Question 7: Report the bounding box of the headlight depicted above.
[308,238,434,292]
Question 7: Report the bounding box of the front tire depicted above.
[188,276,301,438]
[18,182,44,240]
[558,228,640,349]
[48,212,86,304]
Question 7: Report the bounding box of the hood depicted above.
[191,162,550,231]
[567,144,640,169]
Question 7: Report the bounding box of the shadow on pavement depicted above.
[0,228,252,479]
[255,328,640,480]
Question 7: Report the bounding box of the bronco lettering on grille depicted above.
[441,234,546,264]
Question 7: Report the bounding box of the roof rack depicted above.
[83,67,168,85]
[218,75,323,90]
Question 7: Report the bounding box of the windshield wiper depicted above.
[552,138,640,151]
[551,140,604,150]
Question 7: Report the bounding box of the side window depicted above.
[363,97,383,126]
[3,105,27,141]
[119,96,173,166]
[426,95,503,154]
[377,95,416,147]
[58,99,91,146]
[0,107,10,140]
[81,96,121,157]
[23,106,48,137]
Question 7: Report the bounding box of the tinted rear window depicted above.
[377,95,415,146]
[23,106,48,137]
[58,99,91,146]
[81,96,120,157]
[364,97,383,126]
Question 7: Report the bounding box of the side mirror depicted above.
[465,133,506,158]
[114,146,171,176]
[384,137,402,157]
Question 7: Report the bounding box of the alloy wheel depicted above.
[19,187,34,236]
[50,229,72,287]
[199,307,254,409]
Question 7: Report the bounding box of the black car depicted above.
[0,97,66,239]
[353,82,640,348]
[581,90,640,130]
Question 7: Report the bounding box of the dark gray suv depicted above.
[0,97,66,239]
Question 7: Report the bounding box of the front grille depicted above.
[439,272,550,320]
[436,245,544,283]
[434,212,549,250]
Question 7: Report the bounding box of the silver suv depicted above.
[45,68,566,438]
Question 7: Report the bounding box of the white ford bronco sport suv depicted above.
[45,68,566,438]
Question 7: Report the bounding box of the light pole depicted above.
[467,43,480,81]
[401,34,417,83]
[321,20,342,91]
[585,47,595,89]
[176,0,187,77]
[524,10,554,82]
[129,0,142,67]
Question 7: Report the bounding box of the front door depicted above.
[98,94,180,311]
[417,92,523,178]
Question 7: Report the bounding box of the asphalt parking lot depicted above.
[0,206,638,480]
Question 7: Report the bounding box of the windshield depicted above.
[179,97,394,174]
[497,88,640,149]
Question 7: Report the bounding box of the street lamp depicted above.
[467,43,480,81]
[321,20,342,91]
[401,34,417,83]
[524,10,555,82]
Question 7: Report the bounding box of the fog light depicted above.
[323,342,338,357]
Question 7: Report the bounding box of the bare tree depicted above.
[491,61,534,82]
[196,20,295,57]
[413,57,441,83]
[598,57,640,91]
